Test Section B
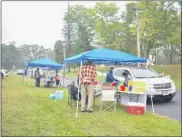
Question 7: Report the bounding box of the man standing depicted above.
[34,68,41,87]
[79,60,96,113]
[24,67,29,84]
[105,67,118,83]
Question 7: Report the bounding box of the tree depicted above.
[46,48,55,60]
[2,42,18,70]
[94,2,124,50]
[54,40,64,63]
[159,3,181,64]
[62,3,76,58]
[63,5,96,55]
[128,1,181,60]
[59,1,181,65]
[119,2,139,55]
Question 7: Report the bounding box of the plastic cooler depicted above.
[55,90,64,100]
[126,102,145,115]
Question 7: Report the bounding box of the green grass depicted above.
[151,65,181,89]
[2,73,181,136]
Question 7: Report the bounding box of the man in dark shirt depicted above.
[105,67,118,83]
[34,68,41,87]
[70,81,81,101]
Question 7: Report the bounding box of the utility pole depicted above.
[62,1,69,87]
[136,10,140,58]
[129,7,147,58]
[155,48,157,65]
[63,44,66,87]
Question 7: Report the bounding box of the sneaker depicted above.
[87,110,93,113]
[81,109,86,112]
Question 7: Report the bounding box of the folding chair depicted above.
[67,85,76,106]
[67,85,80,107]
[99,88,117,112]
[93,84,102,105]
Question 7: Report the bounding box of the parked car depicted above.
[1,69,8,79]
[113,67,176,102]
[17,70,24,75]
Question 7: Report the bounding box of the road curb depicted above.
[153,113,173,120]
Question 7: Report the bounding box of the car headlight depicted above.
[171,82,175,88]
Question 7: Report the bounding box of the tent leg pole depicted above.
[76,61,82,118]
[26,75,27,86]
[151,94,154,114]
[22,75,24,85]
[63,64,65,88]
[148,77,155,114]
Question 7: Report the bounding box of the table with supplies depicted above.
[92,80,149,114]
[116,80,147,111]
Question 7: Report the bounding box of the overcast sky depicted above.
[2,1,128,49]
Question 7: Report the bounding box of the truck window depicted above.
[113,69,125,78]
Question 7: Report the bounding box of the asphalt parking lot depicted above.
[147,90,181,121]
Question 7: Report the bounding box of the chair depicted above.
[67,85,80,107]
[99,83,117,112]
[93,84,102,105]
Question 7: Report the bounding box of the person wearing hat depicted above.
[105,67,118,83]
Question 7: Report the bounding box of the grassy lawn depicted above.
[151,65,181,89]
[2,73,181,136]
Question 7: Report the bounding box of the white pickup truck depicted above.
[112,67,176,102]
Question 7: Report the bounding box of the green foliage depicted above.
[54,40,64,63]
[2,42,55,70]
[94,2,123,49]
[2,42,18,69]
[58,1,180,64]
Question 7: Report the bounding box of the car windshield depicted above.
[130,68,160,78]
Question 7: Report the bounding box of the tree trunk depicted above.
[144,40,150,59]
[169,45,173,64]
[155,49,157,65]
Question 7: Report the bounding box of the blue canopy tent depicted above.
[64,48,146,64]
[64,48,147,118]
[26,58,63,69]
[23,58,63,85]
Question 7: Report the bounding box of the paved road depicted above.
[147,90,181,121]
[63,78,181,121]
